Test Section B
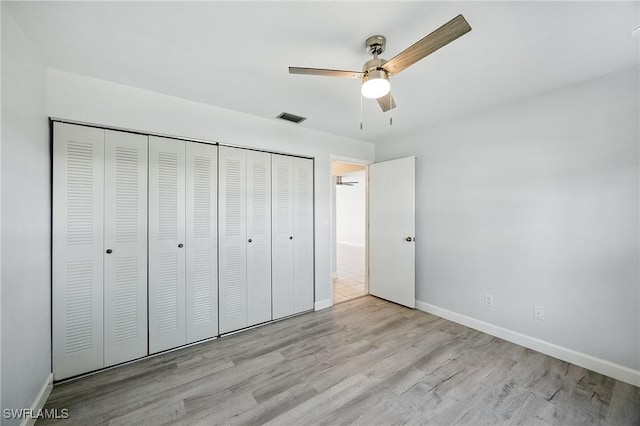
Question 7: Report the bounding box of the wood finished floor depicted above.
[40,296,640,425]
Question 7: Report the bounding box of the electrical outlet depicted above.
[534,305,545,320]
[484,294,494,307]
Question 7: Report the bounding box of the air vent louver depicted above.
[277,112,307,124]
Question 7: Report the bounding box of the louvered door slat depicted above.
[149,136,186,353]
[53,122,105,380]
[247,150,272,326]
[186,143,218,343]
[104,130,148,366]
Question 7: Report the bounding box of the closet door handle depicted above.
[106,249,113,254]
[248,239,252,243]
[289,236,293,240]
[178,243,184,248]
[405,237,413,242]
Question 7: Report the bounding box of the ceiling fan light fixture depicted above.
[361,70,390,99]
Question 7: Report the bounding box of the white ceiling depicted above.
[6,1,639,143]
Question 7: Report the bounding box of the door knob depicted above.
[405,237,413,242]
[178,243,184,248]
[106,249,113,254]
[248,239,252,243]
[289,236,293,240]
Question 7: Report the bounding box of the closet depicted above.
[53,123,148,380]
[218,146,272,334]
[52,122,314,380]
[148,136,218,354]
[272,154,314,319]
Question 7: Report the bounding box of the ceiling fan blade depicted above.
[289,67,363,79]
[383,14,471,76]
[377,93,397,112]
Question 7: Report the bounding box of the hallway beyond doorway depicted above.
[333,243,366,304]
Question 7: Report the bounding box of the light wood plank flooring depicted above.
[40,296,640,425]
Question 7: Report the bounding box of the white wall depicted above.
[376,67,640,381]
[1,5,52,423]
[46,69,375,306]
[336,170,366,247]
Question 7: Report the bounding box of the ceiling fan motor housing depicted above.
[363,58,388,77]
[362,69,388,84]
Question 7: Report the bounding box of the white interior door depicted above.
[368,157,416,308]
[185,142,218,343]
[219,146,248,333]
[293,157,314,313]
[246,150,272,326]
[103,130,148,366]
[53,122,105,380]
[148,136,186,353]
[271,154,295,319]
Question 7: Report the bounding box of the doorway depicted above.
[332,161,367,304]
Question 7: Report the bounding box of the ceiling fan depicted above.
[289,14,471,112]
[336,176,358,186]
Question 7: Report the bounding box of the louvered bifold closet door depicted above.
[219,146,248,333]
[53,122,105,380]
[103,130,148,367]
[186,143,218,343]
[246,151,272,327]
[271,154,295,320]
[149,136,186,353]
[293,158,314,313]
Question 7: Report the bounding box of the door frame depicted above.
[329,155,372,306]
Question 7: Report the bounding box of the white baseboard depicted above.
[20,372,53,426]
[314,299,332,311]
[416,301,640,387]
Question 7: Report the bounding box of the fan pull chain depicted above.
[360,94,363,130]
[389,91,393,126]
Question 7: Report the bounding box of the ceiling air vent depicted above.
[277,112,307,124]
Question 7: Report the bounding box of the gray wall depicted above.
[376,67,639,371]
[1,5,51,422]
